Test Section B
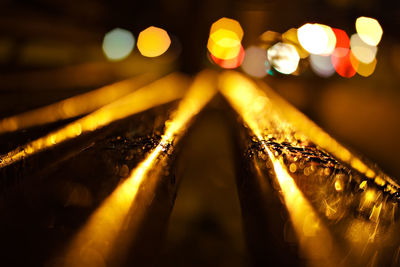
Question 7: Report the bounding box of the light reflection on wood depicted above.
[0,73,190,168]
[219,71,400,266]
[60,70,218,267]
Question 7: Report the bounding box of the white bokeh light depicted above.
[102,28,135,61]
[267,42,300,74]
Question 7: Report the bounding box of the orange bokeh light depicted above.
[137,26,171,57]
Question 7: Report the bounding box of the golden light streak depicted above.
[219,70,383,183]
[219,71,400,266]
[0,74,157,134]
[265,147,335,264]
[253,75,399,189]
[219,71,336,265]
[61,70,217,267]
[0,73,190,168]
[61,145,162,267]
[162,70,217,141]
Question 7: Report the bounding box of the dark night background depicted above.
[0,1,400,266]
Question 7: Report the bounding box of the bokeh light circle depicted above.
[102,28,135,61]
[350,33,377,64]
[297,23,336,55]
[241,46,269,77]
[210,17,244,41]
[309,54,335,77]
[331,47,357,78]
[267,42,300,74]
[207,18,243,61]
[350,53,377,77]
[137,26,171,57]
[210,44,245,69]
[208,29,242,60]
[355,16,383,46]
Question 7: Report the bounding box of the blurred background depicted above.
[0,0,400,266]
[1,0,399,176]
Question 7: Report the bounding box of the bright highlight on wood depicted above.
[61,70,218,267]
[0,73,190,168]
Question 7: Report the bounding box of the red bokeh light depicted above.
[332,28,350,49]
[210,45,245,69]
[331,47,358,78]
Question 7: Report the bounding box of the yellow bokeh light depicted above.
[297,23,336,55]
[350,53,377,77]
[207,29,242,60]
[320,24,337,54]
[102,28,135,61]
[207,18,243,61]
[355,16,383,46]
[282,28,309,58]
[210,17,243,41]
[137,26,171,57]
